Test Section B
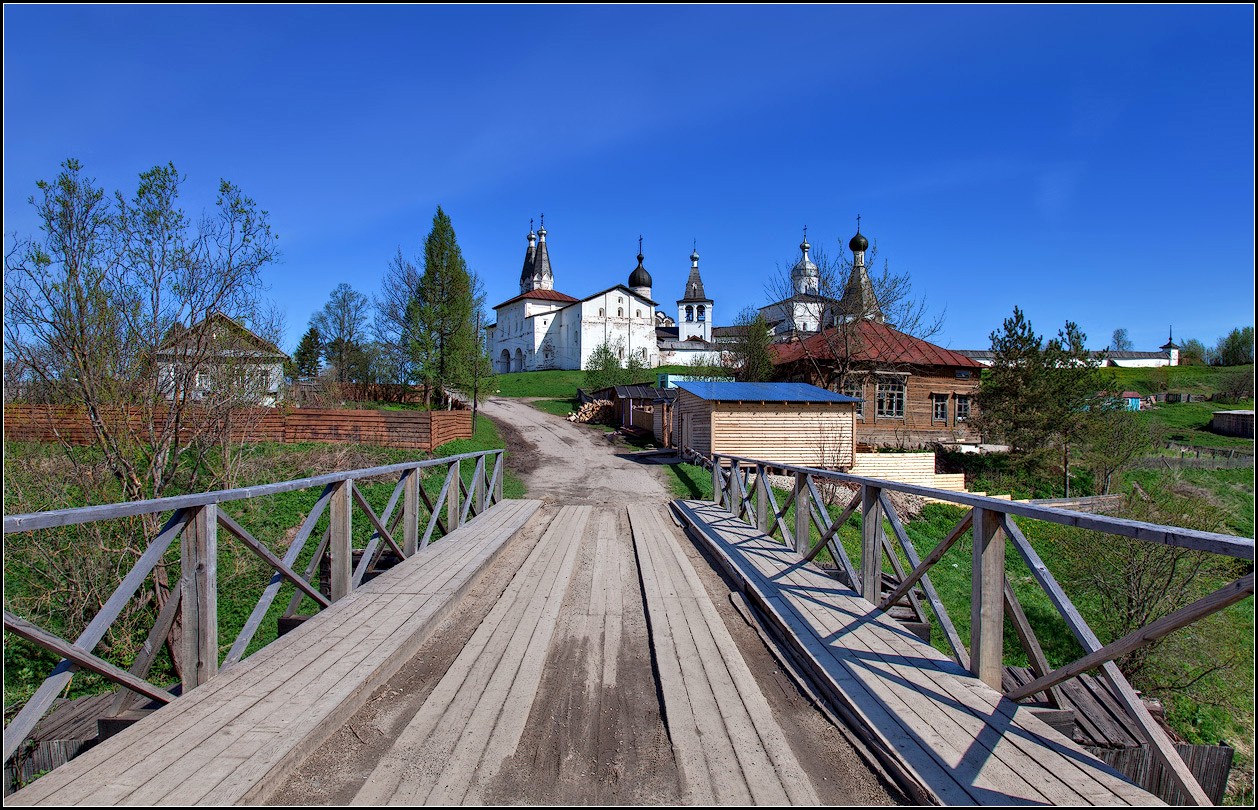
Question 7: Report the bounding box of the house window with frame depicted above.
[875,376,906,419]
[842,378,864,419]
[956,395,971,422]
[932,393,948,423]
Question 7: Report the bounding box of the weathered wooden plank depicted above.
[180,504,218,690]
[1010,573,1254,702]
[877,510,971,612]
[970,506,1004,689]
[3,613,173,706]
[108,587,182,715]
[329,480,352,601]
[1001,514,1210,805]
[215,511,329,608]
[860,485,883,602]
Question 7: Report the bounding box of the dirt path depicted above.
[479,396,672,505]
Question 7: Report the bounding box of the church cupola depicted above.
[532,214,554,291]
[837,216,885,323]
[791,227,819,296]
[677,242,714,343]
[518,220,538,294]
[628,236,652,298]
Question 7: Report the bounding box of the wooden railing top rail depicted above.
[3,449,501,535]
[708,452,1255,560]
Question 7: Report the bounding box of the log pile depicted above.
[567,399,614,425]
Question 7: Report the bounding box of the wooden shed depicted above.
[672,381,859,468]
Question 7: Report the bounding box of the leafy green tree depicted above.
[1210,326,1254,367]
[977,308,1109,495]
[310,283,370,384]
[583,340,627,392]
[729,308,775,382]
[1179,338,1208,366]
[411,207,487,405]
[292,325,322,379]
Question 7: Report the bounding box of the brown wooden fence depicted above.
[3,405,472,452]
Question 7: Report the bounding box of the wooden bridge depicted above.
[3,446,1252,805]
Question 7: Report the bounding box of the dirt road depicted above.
[477,396,673,505]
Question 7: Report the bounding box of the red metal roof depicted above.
[493,289,581,309]
[769,320,981,369]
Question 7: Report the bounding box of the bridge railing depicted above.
[2,448,506,767]
[681,448,1253,806]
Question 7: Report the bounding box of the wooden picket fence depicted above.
[683,449,1254,806]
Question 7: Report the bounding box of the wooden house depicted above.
[769,320,982,449]
[156,313,288,407]
[672,381,859,468]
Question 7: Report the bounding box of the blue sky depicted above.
[4,5,1254,355]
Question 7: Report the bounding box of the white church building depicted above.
[487,222,661,372]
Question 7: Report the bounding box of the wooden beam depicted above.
[403,469,420,557]
[2,509,187,763]
[969,506,1004,689]
[877,510,971,612]
[180,503,218,690]
[447,458,461,532]
[1002,577,1062,708]
[1001,513,1213,805]
[860,485,883,603]
[804,489,860,587]
[1008,572,1254,702]
[351,481,406,559]
[3,612,174,706]
[215,511,330,609]
[109,587,182,714]
[793,473,810,556]
[878,492,970,670]
[756,465,770,534]
[329,480,352,601]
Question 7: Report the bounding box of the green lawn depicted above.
[492,365,696,399]
[1136,399,1256,450]
[1107,363,1253,397]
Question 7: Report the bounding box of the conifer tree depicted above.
[411,207,488,405]
[292,325,322,379]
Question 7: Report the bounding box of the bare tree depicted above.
[763,229,945,393]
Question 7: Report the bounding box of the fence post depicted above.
[448,458,461,531]
[494,452,504,504]
[860,484,882,603]
[180,504,218,690]
[757,464,770,534]
[403,468,419,557]
[474,456,486,516]
[712,454,722,507]
[728,459,740,518]
[330,480,352,601]
[970,506,1006,688]
[793,472,810,555]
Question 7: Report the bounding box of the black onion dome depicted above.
[849,230,869,253]
[629,253,652,288]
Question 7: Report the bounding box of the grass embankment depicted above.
[2,415,519,713]
[492,365,697,415]
[659,459,1254,801]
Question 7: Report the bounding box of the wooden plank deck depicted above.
[6,499,543,807]
[628,504,819,805]
[671,499,1165,807]
[352,504,591,805]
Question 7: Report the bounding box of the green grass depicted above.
[492,365,696,399]
[1136,399,1256,450]
[1107,363,1253,397]
[530,398,578,417]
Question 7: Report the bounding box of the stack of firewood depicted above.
[567,399,614,424]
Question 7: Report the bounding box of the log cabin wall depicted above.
[842,365,981,448]
[673,389,713,456]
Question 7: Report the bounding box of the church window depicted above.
[685,306,694,322]
[876,376,906,419]
[697,305,706,322]
[636,309,641,318]
[618,307,623,317]
[599,308,604,317]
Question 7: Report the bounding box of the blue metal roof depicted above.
[674,381,862,403]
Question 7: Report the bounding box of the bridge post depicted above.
[448,458,461,531]
[727,460,740,518]
[711,455,722,507]
[473,456,486,516]
[860,485,883,603]
[180,503,218,690]
[793,472,810,555]
[970,506,1006,688]
[494,452,504,504]
[403,468,419,557]
[330,480,352,601]
[756,464,769,534]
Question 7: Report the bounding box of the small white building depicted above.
[155,312,288,407]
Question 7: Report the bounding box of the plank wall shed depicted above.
[673,382,860,468]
